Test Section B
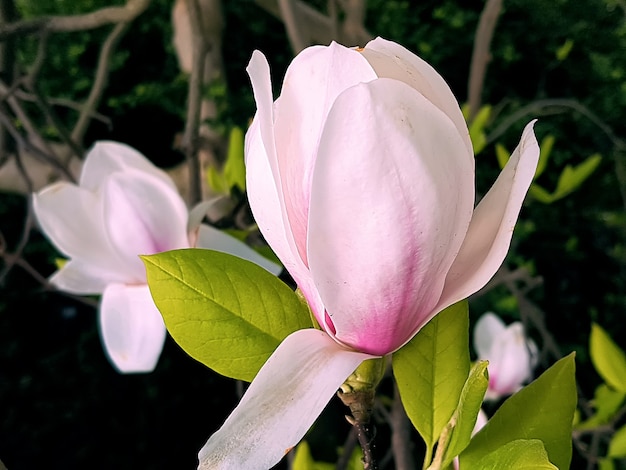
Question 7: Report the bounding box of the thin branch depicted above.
[390,380,416,470]
[71,21,129,144]
[278,0,307,53]
[0,0,151,40]
[181,0,208,205]
[467,0,503,120]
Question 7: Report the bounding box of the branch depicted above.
[71,21,129,144]
[0,0,151,40]
[467,0,503,120]
[181,0,209,205]
[278,0,307,53]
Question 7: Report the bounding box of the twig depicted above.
[467,0,503,121]
[278,0,307,53]
[71,21,129,144]
[181,0,208,205]
[0,0,151,40]
[390,380,416,470]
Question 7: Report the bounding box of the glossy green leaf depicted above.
[392,301,470,451]
[472,439,557,469]
[459,353,576,470]
[142,248,312,381]
[440,360,490,468]
[608,423,626,458]
[590,323,626,392]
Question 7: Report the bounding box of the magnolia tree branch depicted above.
[0,0,151,40]
[254,0,372,47]
[467,0,503,121]
[278,0,307,53]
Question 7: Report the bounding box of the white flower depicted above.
[33,141,280,373]
[474,312,538,400]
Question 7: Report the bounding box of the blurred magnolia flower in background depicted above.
[197,37,540,469]
[473,312,538,400]
[33,141,280,374]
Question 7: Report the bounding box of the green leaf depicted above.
[608,423,626,458]
[551,153,601,201]
[599,458,616,470]
[590,323,626,392]
[473,439,557,469]
[459,353,577,470]
[468,105,491,155]
[440,360,490,468]
[535,135,555,179]
[392,301,470,451]
[555,39,574,61]
[142,248,312,381]
[291,442,334,470]
[528,183,555,204]
[575,383,626,430]
[223,126,246,192]
[206,166,227,194]
[495,143,509,170]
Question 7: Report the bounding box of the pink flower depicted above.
[474,312,538,400]
[33,141,279,373]
[198,37,540,469]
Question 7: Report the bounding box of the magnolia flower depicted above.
[198,37,540,469]
[474,312,538,400]
[33,141,280,374]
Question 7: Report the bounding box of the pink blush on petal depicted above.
[324,312,336,335]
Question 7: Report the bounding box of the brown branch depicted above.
[70,21,129,144]
[0,0,151,40]
[467,0,503,121]
[278,0,307,53]
[390,380,416,470]
[181,0,208,206]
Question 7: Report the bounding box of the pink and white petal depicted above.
[197,329,373,470]
[81,141,176,192]
[361,37,473,158]
[489,323,534,394]
[50,259,122,295]
[195,224,282,275]
[435,121,539,313]
[102,170,190,281]
[473,312,506,359]
[33,182,130,280]
[308,79,474,355]
[273,42,378,263]
[245,101,324,318]
[99,283,166,374]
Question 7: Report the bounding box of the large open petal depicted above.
[50,259,121,294]
[197,329,372,470]
[273,42,377,264]
[195,224,282,275]
[435,121,540,312]
[246,53,325,317]
[473,312,506,359]
[102,170,190,281]
[99,283,166,373]
[80,141,176,192]
[308,78,474,355]
[33,182,131,283]
[361,37,473,159]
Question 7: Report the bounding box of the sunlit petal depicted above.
[436,121,540,312]
[33,182,130,281]
[81,141,175,192]
[197,329,372,470]
[273,42,377,264]
[361,37,473,158]
[99,283,166,374]
[308,78,474,354]
[102,170,190,281]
